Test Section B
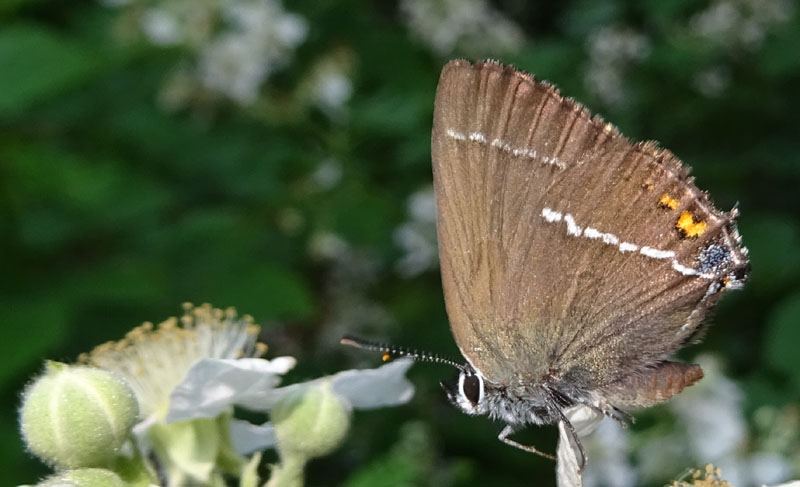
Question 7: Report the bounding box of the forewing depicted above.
[432,60,748,388]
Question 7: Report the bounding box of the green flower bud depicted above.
[20,362,139,469]
[37,468,126,487]
[271,380,351,460]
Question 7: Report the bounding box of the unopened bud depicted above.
[271,381,351,460]
[20,362,139,469]
[37,468,126,487]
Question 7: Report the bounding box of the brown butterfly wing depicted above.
[432,60,748,391]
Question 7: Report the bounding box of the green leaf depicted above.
[0,0,45,15]
[759,24,800,78]
[561,0,623,37]
[0,297,67,391]
[510,42,584,91]
[0,24,100,116]
[737,215,800,297]
[5,143,171,250]
[62,257,169,304]
[205,264,315,321]
[765,292,800,391]
[343,422,432,487]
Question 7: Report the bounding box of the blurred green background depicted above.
[2,0,799,485]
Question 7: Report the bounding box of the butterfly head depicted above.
[441,365,488,415]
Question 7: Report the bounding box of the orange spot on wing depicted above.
[381,353,391,362]
[676,210,707,237]
[658,193,679,210]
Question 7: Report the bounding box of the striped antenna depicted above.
[341,335,464,370]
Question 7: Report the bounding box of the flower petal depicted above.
[331,358,414,409]
[166,357,296,422]
[265,358,415,410]
[556,404,604,487]
[229,419,276,455]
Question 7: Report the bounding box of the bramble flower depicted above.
[79,303,292,486]
[79,303,271,421]
[164,355,415,486]
[399,0,524,57]
[104,0,308,107]
[556,405,604,487]
[300,51,355,121]
[168,357,415,454]
[693,66,732,98]
[308,232,394,351]
[584,25,650,107]
[72,301,414,486]
[671,464,731,487]
[19,300,415,486]
[308,158,343,192]
[631,355,794,485]
[394,186,438,278]
[686,0,793,99]
[582,417,637,487]
[690,0,793,51]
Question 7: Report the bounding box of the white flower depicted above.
[584,26,650,107]
[748,452,793,485]
[309,159,343,191]
[394,187,438,277]
[79,303,282,485]
[167,358,415,455]
[80,303,269,421]
[693,66,731,98]
[166,357,297,423]
[400,0,524,57]
[199,32,273,105]
[408,186,437,222]
[690,0,794,50]
[588,26,650,63]
[196,0,308,104]
[582,418,637,487]
[556,405,604,487]
[141,8,182,46]
[104,0,308,107]
[631,354,795,486]
[311,66,353,119]
[294,50,355,121]
[308,232,350,261]
[273,358,415,409]
[670,355,746,462]
[691,1,742,43]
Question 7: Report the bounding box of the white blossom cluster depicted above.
[394,186,438,278]
[103,0,309,107]
[581,355,795,486]
[584,25,650,108]
[71,304,414,485]
[690,0,794,51]
[308,232,394,350]
[399,0,525,57]
[689,0,793,97]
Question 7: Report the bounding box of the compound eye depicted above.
[460,372,482,406]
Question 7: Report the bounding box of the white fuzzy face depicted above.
[445,368,487,415]
[443,365,563,427]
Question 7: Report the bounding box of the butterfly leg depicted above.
[497,424,556,461]
[610,406,635,425]
[554,411,587,472]
[577,399,635,427]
